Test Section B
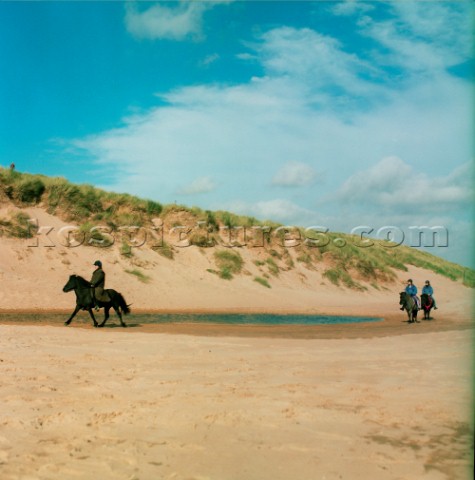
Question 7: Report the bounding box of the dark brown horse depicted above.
[399,292,419,323]
[421,293,434,320]
[63,275,130,328]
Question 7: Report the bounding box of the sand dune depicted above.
[0,206,472,318]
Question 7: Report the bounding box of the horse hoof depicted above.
[64,322,70,326]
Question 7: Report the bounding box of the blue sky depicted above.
[0,1,473,267]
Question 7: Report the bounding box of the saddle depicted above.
[413,295,421,309]
[92,287,111,303]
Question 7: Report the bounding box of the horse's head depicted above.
[63,275,78,292]
[399,291,406,305]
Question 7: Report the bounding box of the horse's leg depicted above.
[414,308,419,323]
[114,303,127,328]
[87,308,99,328]
[429,300,434,319]
[64,305,81,326]
[425,296,434,319]
[98,307,110,328]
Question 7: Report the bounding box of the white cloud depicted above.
[226,199,317,225]
[335,158,474,213]
[257,27,386,104]
[200,53,220,67]
[272,161,319,187]
[176,176,216,195]
[357,1,473,73]
[72,20,472,202]
[125,1,216,41]
[331,1,374,17]
[236,52,257,61]
[391,1,472,60]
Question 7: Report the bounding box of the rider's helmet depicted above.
[93,260,102,268]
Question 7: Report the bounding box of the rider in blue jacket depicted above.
[401,279,420,309]
[422,280,438,309]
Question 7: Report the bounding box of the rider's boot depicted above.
[92,298,99,311]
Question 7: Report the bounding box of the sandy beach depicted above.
[1,206,474,479]
[0,321,473,480]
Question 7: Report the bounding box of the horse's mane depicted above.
[72,275,90,287]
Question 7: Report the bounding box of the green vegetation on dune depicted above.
[0,169,162,226]
[120,240,133,258]
[323,267,367,291]
[124,268,151,283]
[254,276,271,288]
[213,250,244,280]
[389,248,474,287]
[154,240,174,260]
[1,168,473,288]
[0,211,33,238]
[265,257,280,276]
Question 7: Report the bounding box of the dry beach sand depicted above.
[0,287,473,480]
[1,206,474,479]
[0,322,473,480]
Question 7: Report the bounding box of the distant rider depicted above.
[401,278,420,310]
[422,280,438,310]
[90,260,110,311]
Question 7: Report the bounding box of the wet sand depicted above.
[0,308,472,339]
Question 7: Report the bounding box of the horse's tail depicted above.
[117,293,131,315]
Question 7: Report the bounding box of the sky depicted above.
[0,1,473,267]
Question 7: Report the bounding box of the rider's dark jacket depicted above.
[91,267,105,289]
[90,267,109,302]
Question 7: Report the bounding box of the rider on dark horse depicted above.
[401,279,420,310]
[422,280,438,310]
[91,260,111,311]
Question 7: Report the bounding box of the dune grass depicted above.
[1,168,473,288]
[266,257,280,276]
[0,211,33,238]
[125,269,151,283]
[213,250,244,280]
[120,240,133,258]
[254,276,271,288]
